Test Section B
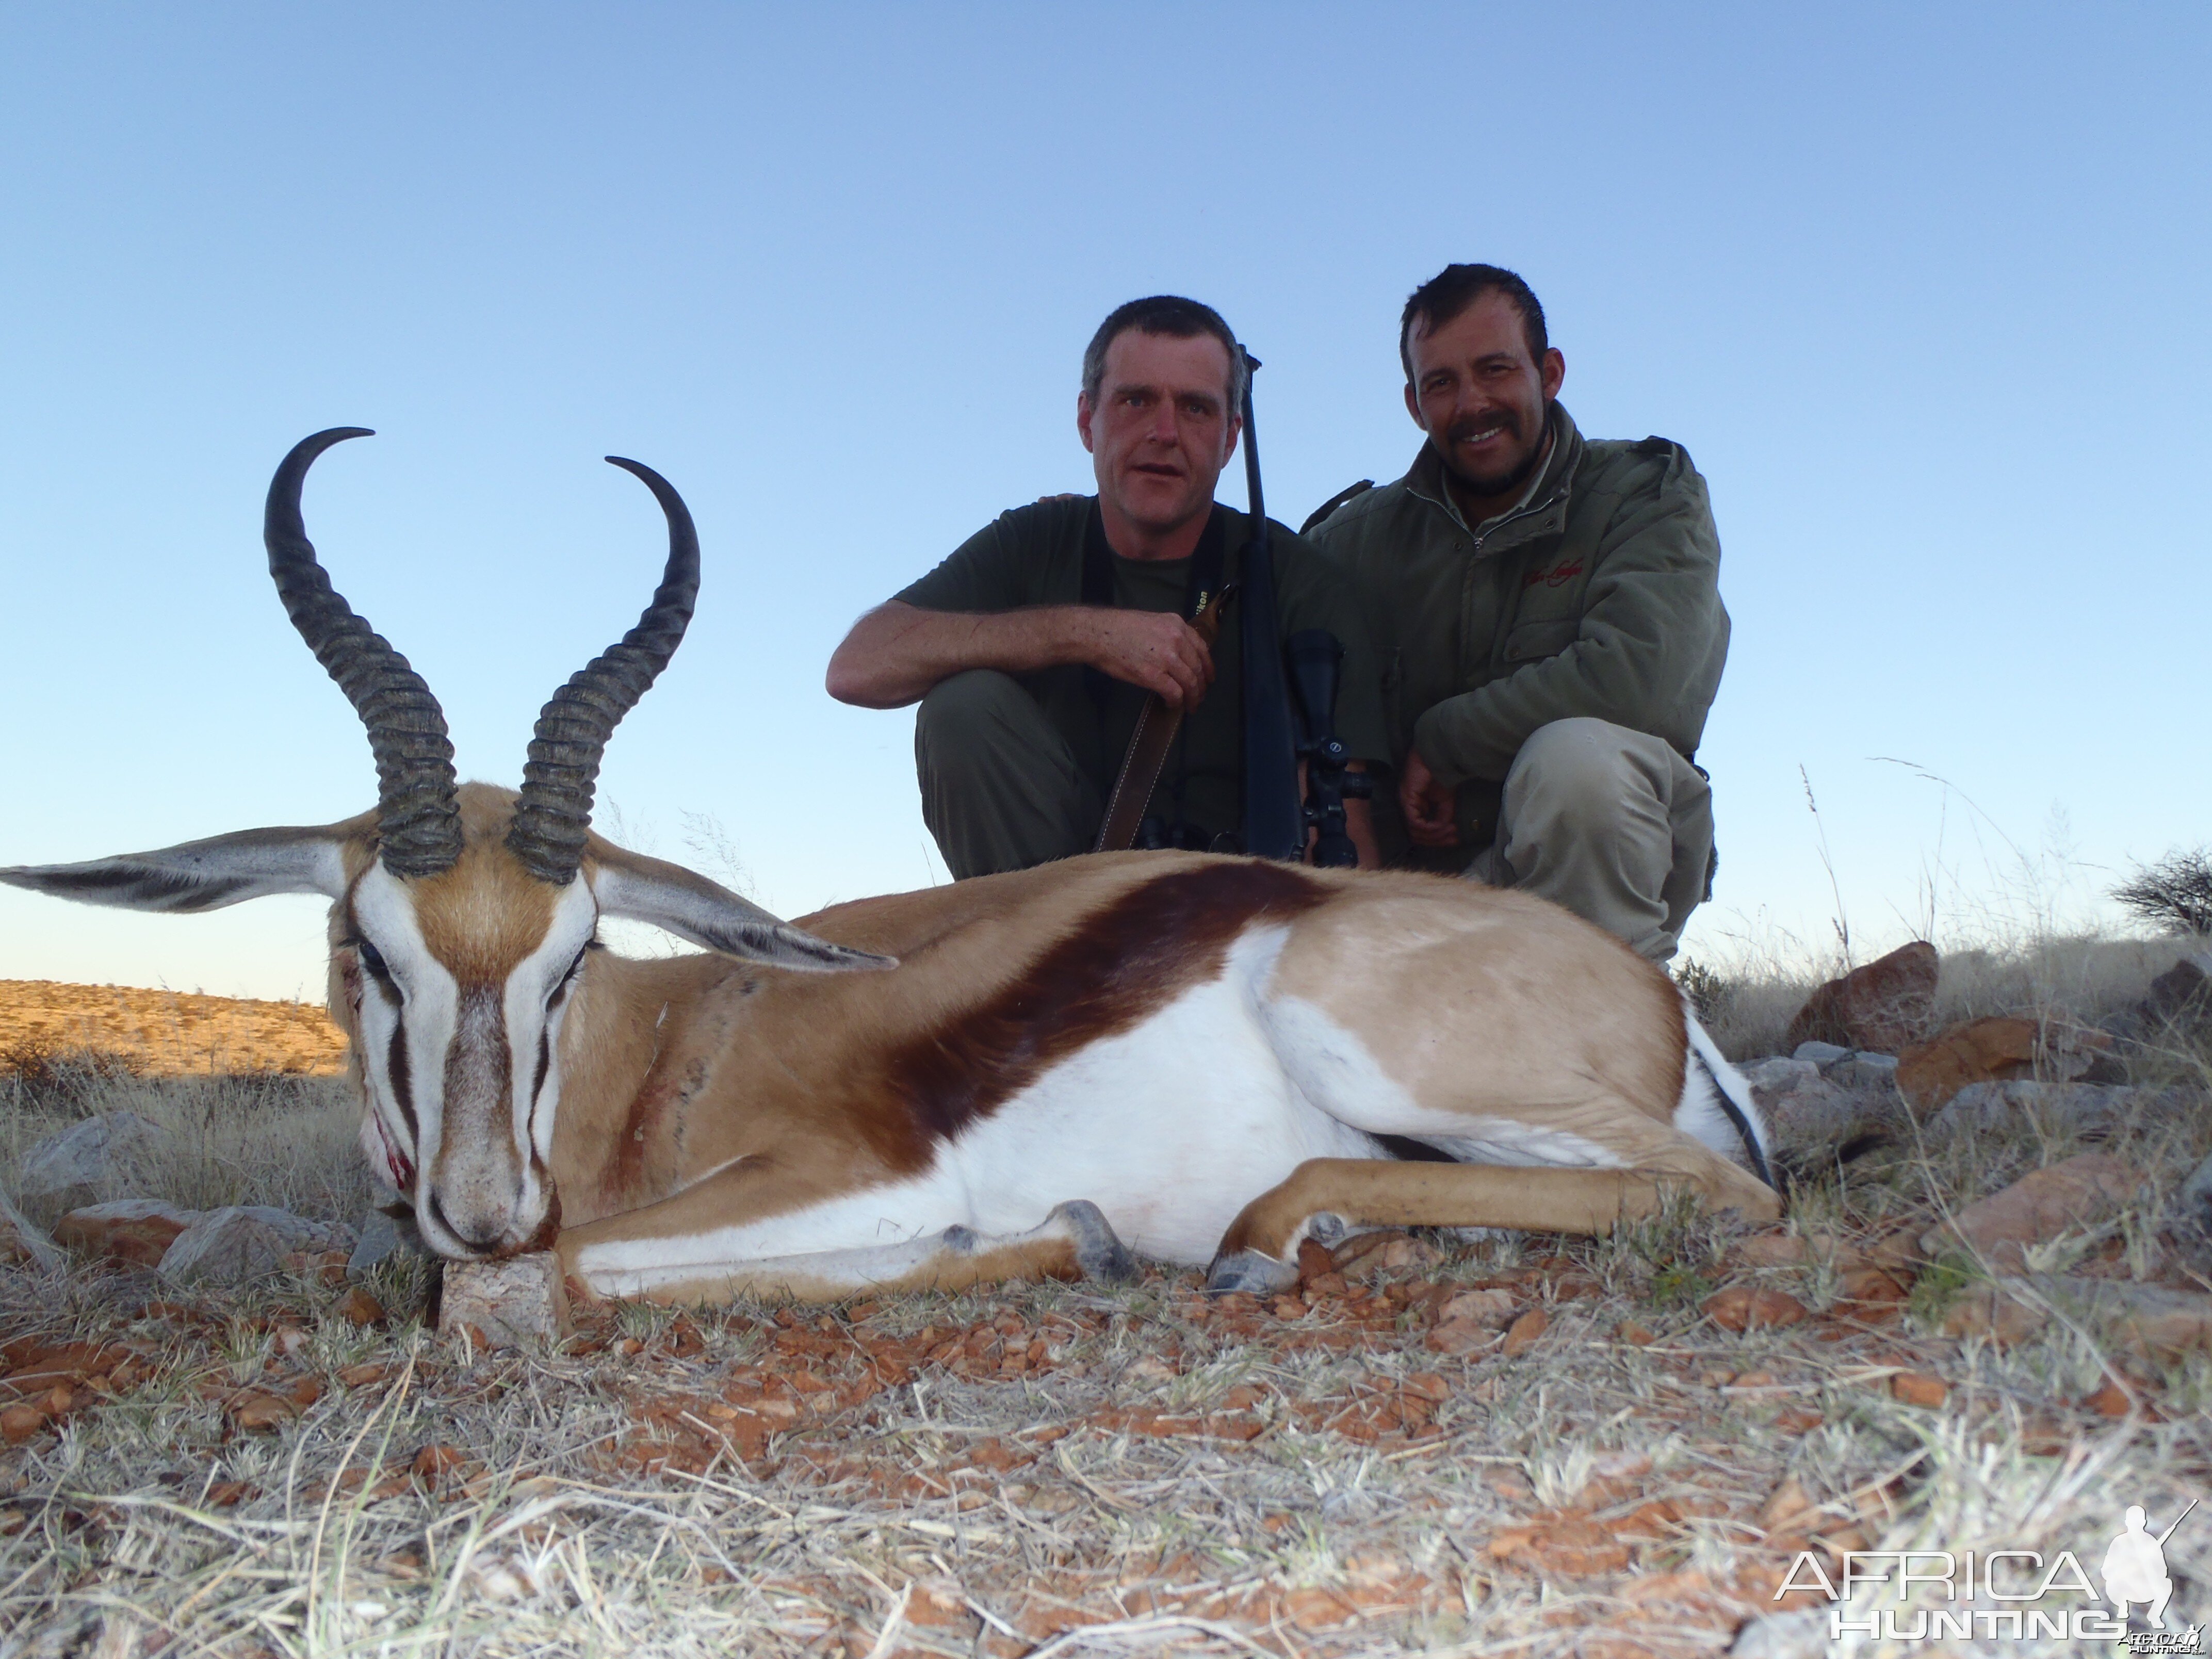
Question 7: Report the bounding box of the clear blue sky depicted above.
[3,4,2207,1001]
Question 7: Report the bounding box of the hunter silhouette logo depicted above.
[1776,1496,2201,1646]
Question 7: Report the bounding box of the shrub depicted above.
[2112,846,2212,937]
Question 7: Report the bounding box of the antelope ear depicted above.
[591,844,895,973]
[0,824,354,914]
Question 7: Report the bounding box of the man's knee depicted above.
[915,670,1045,780]
[1506,718,1664,829]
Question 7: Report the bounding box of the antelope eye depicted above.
[352,937,394,985]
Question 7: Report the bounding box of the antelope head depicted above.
[1,429,887,1258]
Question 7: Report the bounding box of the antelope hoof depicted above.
[1304,1211,1349,1247]
[1051,1200,1136,1285]
[1204,1248,1297,1297]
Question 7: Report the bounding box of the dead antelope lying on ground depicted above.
[2,430,1779,1303]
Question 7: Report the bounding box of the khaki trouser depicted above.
[915,671,1101,880]
[1465,717,1714,964]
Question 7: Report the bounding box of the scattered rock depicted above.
[1426,1289,1518,1354]
[1897,1017,2039,1113]
[1329,1229,1437,1281]
[2034,1276,2212,1363]
[1788,1041,1854,1068]
[1617,1320,1655,1345]
[1757,1476,1816,1532]
[0,1190,66,1273]
[1928,1079,2137,1136]
[225,1391,299,1433]
[54,1199,201,1268]
[437,1253,571,1347]
[1702,1287,1808,1332]
[1785,941,1939,1055]
[1754,1072,1882,1145]
[1891,1371,1949,1408]
[1920,1154,2143,1272]
[334,1286,386,1327]
[17,1112,166,1200]
[1826,1051,1900,1092]
[2138,950,2212,1033]
[158,1206,352,1285]
[1733,1233,1810,1267]
[1897,1016,2118,1115]
[1501,1308,1548,1356]
[1943,1282,2050,1346]
[347,1208,422,1280]
[1745,1056,1821,1096]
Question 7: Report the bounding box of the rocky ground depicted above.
[1,944,2209,1656]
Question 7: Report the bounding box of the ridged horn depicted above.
[504,457,700,886]
[266,428,463,879]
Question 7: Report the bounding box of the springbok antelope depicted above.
[2,430,1780,1304]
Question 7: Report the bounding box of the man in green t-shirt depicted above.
[827,295,1387,879]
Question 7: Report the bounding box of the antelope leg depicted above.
[1205,1152,1781,1295]
[561,1196,1134,1307]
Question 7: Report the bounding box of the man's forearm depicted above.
[826,601,1091,709]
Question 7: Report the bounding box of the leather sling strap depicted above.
[1093,584,1233,853]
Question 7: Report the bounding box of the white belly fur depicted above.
[573,925,1380,1280]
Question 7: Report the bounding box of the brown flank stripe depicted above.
[872,861,1329,1172]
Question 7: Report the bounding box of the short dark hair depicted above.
[1082,295,1248,410]
[1398,264,1548,382]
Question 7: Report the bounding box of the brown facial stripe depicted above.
[871,861,1327,1171]
[385,1022,418,1144]
[441,986,514,1136]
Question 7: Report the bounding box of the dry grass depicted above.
[4,946,2210,1656]
[0,982,348,1080]
[1684,931,2207,1063]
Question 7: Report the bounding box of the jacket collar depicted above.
[1405,401,1583,549]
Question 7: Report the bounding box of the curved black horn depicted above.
[504,458,700,886]
[266,428,463,879]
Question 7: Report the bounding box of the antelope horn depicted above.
[505,457,700,887]
[266,428,463,879]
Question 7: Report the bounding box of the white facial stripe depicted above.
[501,876,599,1214]
[351,863,462,1239]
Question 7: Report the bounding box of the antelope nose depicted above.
[426,1190,506,1254]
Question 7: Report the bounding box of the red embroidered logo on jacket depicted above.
[1522,558,1585,590]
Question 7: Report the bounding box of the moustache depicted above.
[1447,410,1520,447]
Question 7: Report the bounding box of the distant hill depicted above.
[0,980,350,1077]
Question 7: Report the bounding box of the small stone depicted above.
[1943,1283,2050,1346]
[1891,1371,1949,1408]
[226,1391,297,1433]
[437,1253,571,1347]
[1617,1320,1656,1345]
[1787,1042,1854,1068]
[2034,1276,2212,1363]
[1744,1056,1821,1098]
[1702,1287,1809,1332]
[54,1200,201,1267]
[2084,1376,2140,1418]
[347,1209,418,1279]
[334,1286,386,1327]
[1436,1288,1519,1328]
[1733,1233,1810,1267]
[1,1404,46,1444]
[1921,1153,2142,1273]
[1758,1476,1816,1532]
[1501,1308,1548,1356]
[1785,941,1939,1055]
[1424,1318,1498,1356]
[1826,1051,1901,1092]
[17,1112,167,1200]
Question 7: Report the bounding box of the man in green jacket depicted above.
[828,295,1388,878]
[1306,265,1728,962]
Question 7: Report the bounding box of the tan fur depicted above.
[307,788,1763,1300]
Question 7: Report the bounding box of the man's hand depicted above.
[1073,608,1215,710]
[1398,746,1460,848]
